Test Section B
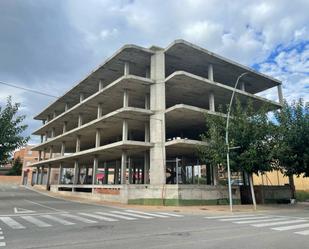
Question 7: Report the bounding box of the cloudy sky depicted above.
[0,0,308,144]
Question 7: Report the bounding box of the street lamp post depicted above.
[225,72,249,212]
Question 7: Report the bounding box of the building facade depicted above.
[30,40,283,204]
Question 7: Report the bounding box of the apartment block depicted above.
[30,40,282,205]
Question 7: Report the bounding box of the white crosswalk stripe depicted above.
[79,213,118,222]
[234,217,289,224]
[272,223,309,231]
[0,210,184,231]
[205,214,255,219]
[156,212,184,217]
[220,216,271,221]
[0,217,25,229]
[125,210,169,218]
[21,216,51,228]
[110,211,153,219]
[0,242,5,247]
[253,219,307,227]
[60,214,98,224]
[95,212,137,220]
[295,230,309,235]
[41,214,75,225]
[205,213,309,236]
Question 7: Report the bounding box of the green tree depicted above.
[0,97,29,165]
[198,100,275,207]
[6,156,23,175]
[273,99,309,199]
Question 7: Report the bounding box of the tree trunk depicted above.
[288,174,296,200]
[248,173,257,210]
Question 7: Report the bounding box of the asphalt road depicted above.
[0,185,309,249]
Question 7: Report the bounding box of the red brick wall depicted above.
[0,175,21,184]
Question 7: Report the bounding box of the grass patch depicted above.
[296,190,309,202]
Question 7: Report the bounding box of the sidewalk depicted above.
[23,185,304,215]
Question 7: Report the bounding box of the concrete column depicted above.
[145,94,150,109]
[122,119,128,141]
[99,80,104,91]
[45,131,48,142]
[78,113,83,127]
[208,64,214,81]
[73,161,79,186]
[124,61,130,76]
[46,115,50,123]
[240,81,246,91]
[123,89,129,107]
[97,103,103,118]
[209,91,215,112]
[80,92,84,103]
[104,162,108,184]
[40,166,44,184]
[43,149,46,160]
[149,49,166,185]
[42,120,45,125]
[144,122,150,142]
[277,84,284,105]
[61,141,65,156]
[49,146,53,159]
[121,151,127,184]
[64,103,69,111]
[92,157,98,185]
[95,128,101,147]
[40,134,44,143]
[62,121,67,133]
[38,150,42,161]
[36,167,40,184]
[213,165,219,186]
[53,111,57,119]
[58,163,63,184]
[46,165,51,189]
[145,67,150,78]
[144,151,149,184]
[51,127,55,138]
[76,135,81,152]
[114,161,119,184]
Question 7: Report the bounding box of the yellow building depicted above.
[253,171,309,191]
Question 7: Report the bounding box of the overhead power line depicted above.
[0,80,58,98]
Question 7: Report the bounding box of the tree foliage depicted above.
[273,99,309,177]
[0,97,29,165]
[6,156,23,176]
[198,100,274,175]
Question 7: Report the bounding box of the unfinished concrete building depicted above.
[30,40,283,205]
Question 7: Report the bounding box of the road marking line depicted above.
[78,213,118,222]
[220,216,271,221]
[0,242,5,247]
[125,210,168,218]
[0,217,25,229]
[60,214,97,224]
[0,237,3,240]
[14,207,35,214]
[0,232,2,235]
[272,223,309,231]
[40,214,75,225]
[111,211,153,219]
[205,214,256,219]
[234,218,289,224]
[24,199,61,212]
[21,216,51,228]
[155,212,184,217]
[295,230,309,235]
[95,212,136,220]
[253,219,307,227]
[0,212,67,217]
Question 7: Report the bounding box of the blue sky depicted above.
[0,0,308,144]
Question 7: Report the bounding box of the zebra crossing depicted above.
[0,210,183,231]
[205,214,309,236]
[0,227,5,247]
